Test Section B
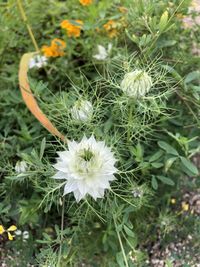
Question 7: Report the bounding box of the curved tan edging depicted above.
[19,52,66,142]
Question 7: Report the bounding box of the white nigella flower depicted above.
[71,100,93,122]
[93,43,112,60]
[29,55,47,69]
[15,161,28,173]
[120,69,153,98]
[53,135,117,202]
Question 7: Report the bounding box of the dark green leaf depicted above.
[127,236,138,249]
[124,225,135,237]
[151,176,158,190]
[158,141,179,156]
[40,137,46,160]
[157,176,175,186]
[180,157,198,175]
[149,150,163,162]
[165,157,177,172]
[151,162,164,168]
[184,71,200,84]
[116,252,126,267]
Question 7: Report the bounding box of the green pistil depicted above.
[80,148,94,162]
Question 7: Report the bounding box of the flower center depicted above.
[80,148,94,162]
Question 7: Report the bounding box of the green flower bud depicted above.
[120,69,153,98]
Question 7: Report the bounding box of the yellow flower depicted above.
[42,38,66,57]
[103,20,119,38]
[79,0,93,6]
[118,6,128,13]
[182,202,189,211]
[0,224,17,240]
[7,225,17,231]
[176,13,185,19]
[7,232,14,241]
[60,20,83,38]
[171,198,176,204]
[0,225,5,234]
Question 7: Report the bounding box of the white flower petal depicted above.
[97,45,107,55]
[76,180,89,196]
[53,162,70,173]
[15,230,22,236]
[73,189,83,202]
[29,55,47,69]
[23,231,29,240]
[93,44,112,61]
[89,188,105,200]
[53,171,67,179]
[63,181,78,194]
[93,54,106,60]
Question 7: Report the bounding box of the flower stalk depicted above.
[57,197,65,267]
[113,216,129,267]
[17,0,40,53]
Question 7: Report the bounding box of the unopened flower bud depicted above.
[120,69,152,98]
[71,100,93,122]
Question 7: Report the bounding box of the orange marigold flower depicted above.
[79,0,93,6]
[61,20,83,37]
[51,38,66,55]
[42,46,54,57]
[103,20,117,31]
[42,38,66,57]
[103,20,119,38]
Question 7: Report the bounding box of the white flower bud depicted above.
[15,161,28,173]
[71,100,93,122]
[120,69,152,98]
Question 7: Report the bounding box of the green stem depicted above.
[57,197,65,267]
[113,216,129,267]
[127,102,133,142]
[17,0,40,52]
